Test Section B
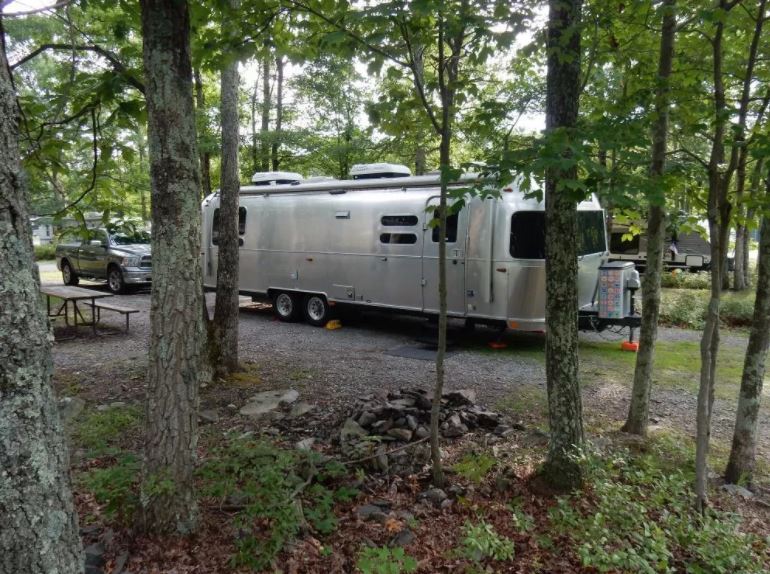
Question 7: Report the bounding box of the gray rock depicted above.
[290,401,314,418]
[372,419,394,433]
[405,415,419,430]
[109,401,127,409]
[440,498,453,510]
[419,488,447,506]
[295,438,316,451]
[414,426,430,440]
[386,428,413,442]
[443,389,476,406]
[226,403,238,411]
[198,409,220,424]
[340,418,368,443]
[370,498,392,509]
[390,398,416,408]
[58,397,85,423]
[443,414,468,438]
[415,394,433,410]
[239,389,299,416]
[358,411,378,428]
[84,543,106,567]
[356,504,388,522]
[721,484,754,499]
[113,552,129,574]
[96,404,110,412]
[389,528,415,547]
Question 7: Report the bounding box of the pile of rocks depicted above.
[338,388,514,475]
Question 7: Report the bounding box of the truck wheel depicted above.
[273,292,301,322]
[303,294,331,326]
[107,266,126,294]
[61,261,79,286]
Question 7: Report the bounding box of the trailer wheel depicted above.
[273,292,301,322]
[303,294,330,326]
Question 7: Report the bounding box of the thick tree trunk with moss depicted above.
[725,171,770,485]
[0,24,84,573]
[210,5,241,379]
[540,0,584,491]
[138,0,206,534]
[623,0,676,436]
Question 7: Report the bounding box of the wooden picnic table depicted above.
[41,285,112,336]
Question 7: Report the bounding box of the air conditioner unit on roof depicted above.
[251,171,304,185]
[349,163,411,180]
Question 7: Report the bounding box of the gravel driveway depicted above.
[49,285,769,474]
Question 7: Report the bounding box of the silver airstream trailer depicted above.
[201,164,634,332]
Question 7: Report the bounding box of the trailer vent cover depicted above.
[349,163,411,180]
[251,171,304,185]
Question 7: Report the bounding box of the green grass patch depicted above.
[578,339,753,401]
[73,405,142,456]
[496,387,548,425]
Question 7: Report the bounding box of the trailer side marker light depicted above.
[496,267,507,273]
[328,301,337,306]
[326,320,342,330]
[488,341,508,349]
[306,257,314,262]
[621,341,639,352]
[507,321,518,329]
[503,187,513,192]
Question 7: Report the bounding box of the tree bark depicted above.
[623,0,676,437]
[0,21,84,574]
[138,0,206,534]
[540,0,584,491]
[250,75,259,175]
[725,169,770,485]
[194,68,212,198]
[260,50,270,172]
[210,0,241,379]
[696,0,764,511]
[271,54,284,171]
[743,158,766,285]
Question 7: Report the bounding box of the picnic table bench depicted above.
[41,285,139,335]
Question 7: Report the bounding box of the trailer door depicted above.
[422,198,468,315]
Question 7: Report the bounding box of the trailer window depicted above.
[510,212,545,258]
[431,210,458,243]
[380,233,417,245]
[610,231,639,254]
[212,207,247,245]
[577,211,606,255]
[381,215,418,226]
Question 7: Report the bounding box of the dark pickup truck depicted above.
[55,228,152,293]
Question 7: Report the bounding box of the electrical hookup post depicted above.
[578,261,642,351]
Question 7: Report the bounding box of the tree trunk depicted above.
[725,169,770,485]
[194,68,212,198]
[250,76,259,175]
[210,3,241,379]
[260,51,270,172]
[744,158,766,286]
[271,55,284,171]
[0,22,84,574]
[415,145,426,175]
[623,0,676,437]
[138,0,206,534]
[540,0,584,491]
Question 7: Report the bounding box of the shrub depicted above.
[198,437,357,570]
[660,271,712,290]
[659,289,755,330]
[79,454,140,524]
[459,519,515,563]
[34,243,56,261]
[453,452,497,484]
[356,547,418,574]
[548,450,768,573]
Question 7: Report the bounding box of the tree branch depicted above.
[10,43,145,94]
[2,0,74,17]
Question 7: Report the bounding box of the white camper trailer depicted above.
[201,164,636,332]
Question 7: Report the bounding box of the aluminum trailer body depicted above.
[201,173,609,331]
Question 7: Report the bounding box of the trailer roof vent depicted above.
[251,171,304,185]
[349,163,411,180]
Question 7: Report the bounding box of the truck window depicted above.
[510,212,545,258]
[212,207,247,245]
[431,211,458,243]
[577,211,606,255]
[380,233,417,245]
[381,215,418,226]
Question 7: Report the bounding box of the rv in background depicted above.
[608,222,714,272]
[201,164,640,332]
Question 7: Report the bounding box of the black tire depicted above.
[273,291,301,322]
[303,293,331,326]
[107,265,126,294]
[61,260,79,286]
